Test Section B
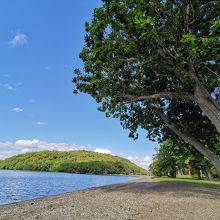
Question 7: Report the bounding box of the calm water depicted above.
[0,170,135,205]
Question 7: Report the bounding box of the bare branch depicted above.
[213,42,220,47]
[205,66,220,77]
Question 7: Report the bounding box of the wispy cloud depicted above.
[29,99,36,103]
[36,121,46,126]
[9,32,28,47]
[2,74,10,78]
[17,82,23,86]
[1,83,15,91]
[13,107,23,113]
[0,82,23,91]
[0,151,13,160]
[127,156,152,169]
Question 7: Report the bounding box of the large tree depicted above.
[74,0,220,132]
[73,0,220,171]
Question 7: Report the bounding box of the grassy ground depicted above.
[154,176,220,190]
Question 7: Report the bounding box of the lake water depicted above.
[0,170,135,205]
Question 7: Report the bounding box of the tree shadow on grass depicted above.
[98,178,220,200]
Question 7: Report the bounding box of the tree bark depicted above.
[168,170,176,178]
[194,82,220,134]
[188,168,191,176]
[197,170,202,180]
[159,112,220,175]
[188,61,220,134]
[179,168,184,176]
[205,167,213,181]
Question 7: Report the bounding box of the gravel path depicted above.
[0,176,220,220]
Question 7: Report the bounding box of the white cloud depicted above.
[19,148,32,154]
[0,140,119,162]
[1,83,15,91]
[0,82,23,91]
[127,156,152,169]
[13,107,23,112]
[9,32,28,47]
[36,121,45,125]
[15,139,40,147]
[94,148,112,154]
[14,139,79,151]
[0,139,85,160]
[0,141,12,148]
[0,151,13,160]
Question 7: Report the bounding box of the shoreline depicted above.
[1,176,220,220]
[0,168,144,176]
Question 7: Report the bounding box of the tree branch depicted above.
[205,66,220,77]
[157,111,220,172]
[118,92,194,102]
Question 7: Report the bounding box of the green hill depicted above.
[0,150,147,175]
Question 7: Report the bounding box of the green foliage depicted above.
[149,139,218,179]
[149,140,179,178]
[0,150,147,175]
[73,0,219,103]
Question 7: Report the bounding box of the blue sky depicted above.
[0,0,158,168]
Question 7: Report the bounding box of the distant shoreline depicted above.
[0,168,141,177]
[1,176,220,220]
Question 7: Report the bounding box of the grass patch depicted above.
[154,177,220,190]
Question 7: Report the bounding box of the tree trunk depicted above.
[159,112,220,176]
[197,170,202,180]
[205,167,213,181]
[168,170,176,178]
[188,168,191,176]
[194,82,220,134]
[180,168,184,176]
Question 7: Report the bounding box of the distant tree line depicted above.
[149,139,219,180]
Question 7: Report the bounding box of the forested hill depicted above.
[0,150,147,175]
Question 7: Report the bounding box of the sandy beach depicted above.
[0,176,220,220]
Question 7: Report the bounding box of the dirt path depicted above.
[0,176,220,220]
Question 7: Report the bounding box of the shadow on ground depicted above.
[99,177,220,200]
